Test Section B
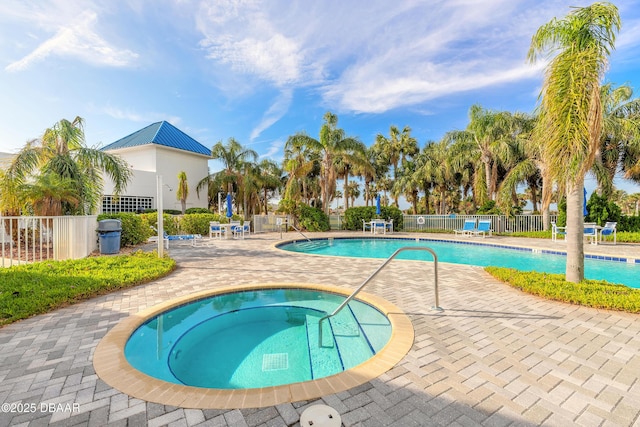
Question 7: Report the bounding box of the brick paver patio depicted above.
[1,232,639,426]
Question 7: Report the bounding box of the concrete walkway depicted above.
[1,232,639,427]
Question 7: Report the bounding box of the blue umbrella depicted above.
[226,193,233,218]
[376,194,381,216]
[583,187,589,217]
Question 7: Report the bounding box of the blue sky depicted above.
[1,0,640,197]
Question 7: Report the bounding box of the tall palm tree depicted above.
[528,2,620,283]
[286,112,363,214]
[176,171,189,214]
[283,135,319,204]
[375,125,418,207]
[445,105,517,205]
[1,117,131,214]
[592,83,640,198]
[255,159,283,214]
[207,138,258,195]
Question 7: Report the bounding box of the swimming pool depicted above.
[94,283,414,409]
[125,288,392,389]
[277,237,640,289]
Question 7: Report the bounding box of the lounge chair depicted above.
[454,219,476,237]
[472,220,493,238]
[551,223,566,242]
[600,221,617,244]
[209,221,222,239]
[584,222,598,245]
[149,227,202,248]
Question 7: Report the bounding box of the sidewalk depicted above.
[0,232,639,426]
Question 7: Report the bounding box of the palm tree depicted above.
[528,2,620,283]
[375,125,418,206]
[283,136,319,205]
[176,171,189,214]
[207,138,258,195]
[420,140,455,214]
[592,83,640,198]
[18,173,79,216]
[1,117,131,214]
[445,105,517,205]
[255,159,283,214]
[286,112,362,214]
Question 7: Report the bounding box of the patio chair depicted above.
[372,219,386,235]
[227,221,241,238]
[584,222,598,245]
[362,219,372,233]
[600,221,617,245]
[454,219,476,237]
[551,223,566,242]
[209,221,222,239]
[385,219,394,234]
[472,220,493,238]
[233,221,250,239]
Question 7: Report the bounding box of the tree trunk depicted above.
[343,169,350,210]
[565,182,585,283]
[540,167,553,231]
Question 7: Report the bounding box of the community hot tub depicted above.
[93,283,413,409]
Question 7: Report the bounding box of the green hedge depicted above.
[0,251,176,325]
[343,206,404,231]
[297,204,330,232]
[97,213,152,247]
[486,266,640,313]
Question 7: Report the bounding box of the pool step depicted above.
[329,306,374,370]
[305,315,343,379]
[348,301,392,352]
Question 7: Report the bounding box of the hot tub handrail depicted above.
[318,246,443,347]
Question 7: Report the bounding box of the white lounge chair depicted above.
[454,219,476,237]
[233,221,250,239]
[600,221,617,244]
[472,220,493,238]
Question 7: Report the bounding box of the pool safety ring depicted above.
[417,216,425,225]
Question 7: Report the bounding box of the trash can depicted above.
[97,219,122,254]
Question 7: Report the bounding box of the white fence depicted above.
[252,214,292,233]
[403,214,557,233]
[1,216,98,267]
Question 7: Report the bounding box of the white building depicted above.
[101,121,211,213]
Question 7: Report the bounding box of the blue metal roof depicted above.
[101,121,211,157]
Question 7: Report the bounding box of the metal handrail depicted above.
[278,218,311,242]
[318,246,443,347]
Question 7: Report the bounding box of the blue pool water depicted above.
[278,238,640,289]
[125,288,391,389]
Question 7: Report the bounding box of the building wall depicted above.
[102,145,209,212]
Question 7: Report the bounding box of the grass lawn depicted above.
[0,251,176,326]
[486,267,640,313]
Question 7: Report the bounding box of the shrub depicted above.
[486,267,640,313]
[586,193,621,226]
[180,213,225,235]
[185,207,212,214]
[139,213,179,235]
[97,213,151,247]
[0,251,175,325]
[343,206,404,231]
[297,204,330,232]
[619,215,640,233]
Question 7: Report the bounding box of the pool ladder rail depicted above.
[318,246,443,347]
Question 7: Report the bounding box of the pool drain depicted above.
[300,404,341,427]
[262,353,289,371]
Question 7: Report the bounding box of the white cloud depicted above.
[261,139,284,160]
[250,89,293,141]
[5,9,138,72]
[102,106,181,126]
[193,0,568,113]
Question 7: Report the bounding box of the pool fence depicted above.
[254,213,557,234]
[1,215,98,267]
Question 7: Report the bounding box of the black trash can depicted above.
[97,219,122,254]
